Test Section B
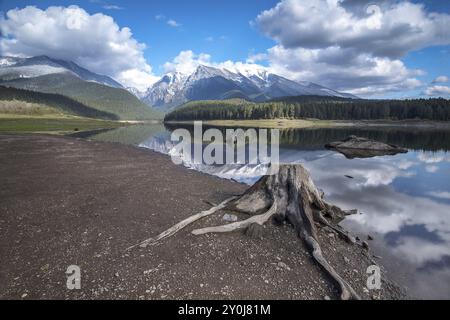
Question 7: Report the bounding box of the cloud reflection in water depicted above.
[137,130,450,299]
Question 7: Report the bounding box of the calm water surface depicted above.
[73,124,450,299]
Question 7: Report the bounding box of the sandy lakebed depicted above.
[0,134,405,300]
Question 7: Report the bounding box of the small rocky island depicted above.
[325,135,408,159]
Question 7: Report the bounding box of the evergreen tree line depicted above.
[164,97,450,122]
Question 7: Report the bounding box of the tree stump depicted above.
[130,164,361,300]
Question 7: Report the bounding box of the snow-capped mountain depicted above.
[143,71,190,108]
[142,64,357,110]
[126,87,146,99]
[1,56,357,111]
[0,55,123,88]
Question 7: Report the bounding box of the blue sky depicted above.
[1,0,450,98]
[1,0,279,73]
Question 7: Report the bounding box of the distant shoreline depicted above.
[0,115,162,135]
[165,118,450,129]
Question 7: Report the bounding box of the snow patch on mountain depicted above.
[0,55,123,88]
[0,57,23,67]
[126,87,146,99]
[142,64,357,110]
[0,65,71,79]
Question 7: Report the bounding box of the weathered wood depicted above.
[194,165,360,299]
[130,164,361,299]
[192,200,278,235]
[126,196,237,250]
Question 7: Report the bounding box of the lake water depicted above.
[73,123,450,299]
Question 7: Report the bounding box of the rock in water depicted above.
[325,135,408,159]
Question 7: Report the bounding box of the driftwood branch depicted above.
[126,196,237,250]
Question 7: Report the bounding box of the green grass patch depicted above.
[0,100,62,116]
[0,116,125,135]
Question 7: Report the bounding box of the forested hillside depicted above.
[164,97,450,122]
[1,74,162,120]
[0,86,118,120]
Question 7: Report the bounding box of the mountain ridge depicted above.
[142,64,358,111]
[0,56,161,120]
[0,55,358,116]
[0,55,123,88]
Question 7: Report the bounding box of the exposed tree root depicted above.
[314,211,356,244]
[192,200,278,235]
[130,164,362,299]
[126,196,237,251]
[307,235,360,300]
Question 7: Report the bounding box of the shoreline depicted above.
[0,134,405,300]
[0,116,163,135]
[0,115,126,135]
[165,119,450,129]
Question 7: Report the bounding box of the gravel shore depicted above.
[0,134,404,300]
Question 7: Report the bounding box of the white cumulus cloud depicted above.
[427,191,450,200]
[252,0,450,97]
[163,50,268,77]
[266,44,423,95]
[163,50,212,74]
[0,5,157,91]
[432,76,449,83]
[255,0,450,58]
[425,85,450,97]
[102,5,123,10]
[167,19,181,28]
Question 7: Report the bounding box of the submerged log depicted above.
[325,135,408,159]
[131,164,361,299]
